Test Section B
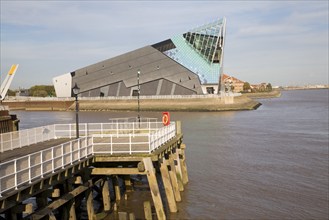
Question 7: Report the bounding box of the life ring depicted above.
[162,112,170,126]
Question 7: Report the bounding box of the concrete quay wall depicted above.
[3,95,261,112]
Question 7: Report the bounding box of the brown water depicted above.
[13,89,329,219]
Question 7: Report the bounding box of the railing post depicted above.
[61,144,64,168]
[28,155,31,183]
[91,136,94,154]
[14,159,18,189]
[148,133,151,153]
[116,122,119,137]
[129,134,132,154]
[10,133,13,150]
[69,124,72,139]
[85,138,88,158]
[111,135,113,155]
[41,150,44,177]
[133,122,135,137]
[51,147,54,173]
[78,139,81,160]
[34,128,37,144]
[85,123,88,137]
[70,142,73,165]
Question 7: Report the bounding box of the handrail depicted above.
[0,122,163,153]
[0,136,93,197]
[0,122,176,197]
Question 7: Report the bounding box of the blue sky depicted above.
[1,1,328,89]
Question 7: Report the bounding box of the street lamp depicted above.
[137,70,141,126]
[72,83,80,139]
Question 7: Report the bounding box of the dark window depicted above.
[132,90,139,96]
[206,87,215,94]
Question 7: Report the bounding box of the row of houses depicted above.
[222,73,272,93]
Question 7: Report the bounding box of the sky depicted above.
[0,0,328,89]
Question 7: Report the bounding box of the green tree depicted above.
[7,89,16,96]
[243,82,251,92]
[29,85,56,97]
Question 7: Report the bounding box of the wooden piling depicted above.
[143,157,166,220]
[86,185,95,220]
[102,178,111,211]
[168,154,181,202]
[118,211,128,220]
[179,144,189,184]
[173,149,184,192]
[124,175,133,192]
[159,158,178,213]
[143,201,152,220]
[113,175,121,201]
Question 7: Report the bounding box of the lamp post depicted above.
[137,70,141,126]
[72,83,80,139]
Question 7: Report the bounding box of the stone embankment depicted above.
[3,94,268,112]
[243,90,281,99]
[72,95,260,112]
[3,100,74,111]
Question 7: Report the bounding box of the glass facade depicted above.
[162,18,226,85]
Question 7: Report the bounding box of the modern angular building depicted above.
[53,18,226,97]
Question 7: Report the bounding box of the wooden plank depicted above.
[143,157,166,220]
[91,167,146,175]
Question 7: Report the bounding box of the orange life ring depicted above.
[162,112,170,126]
[162,114,169,125]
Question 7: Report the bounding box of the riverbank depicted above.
[75,95,261,112]
[243,90,281,99]
[4,95,261,112]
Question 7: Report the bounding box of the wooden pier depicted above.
[0,120,188,219]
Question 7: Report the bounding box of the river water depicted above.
[12,89,329,219]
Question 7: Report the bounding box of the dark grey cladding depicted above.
[72,46,203,97]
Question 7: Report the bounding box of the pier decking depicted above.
[0,120,188,219]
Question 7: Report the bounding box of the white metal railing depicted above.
[0,121,162,153]
[54,122,162,139]
[92,122,176,155]
[0,122,177,197]
[0,125,56,153]
[0,136,93,197]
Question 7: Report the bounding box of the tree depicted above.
[7,89,16,96]
[266,83,272,91]
[29,85,56,97]
[243,82,251,92]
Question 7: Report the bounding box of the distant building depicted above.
[222,73,245,93]
[15,88,29,97]
[53,18,227,97]
[251,83,270,92]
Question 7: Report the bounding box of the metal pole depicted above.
[75,95,79,139]
[137,70,141,127]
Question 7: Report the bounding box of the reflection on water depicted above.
[12,89,329,219]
